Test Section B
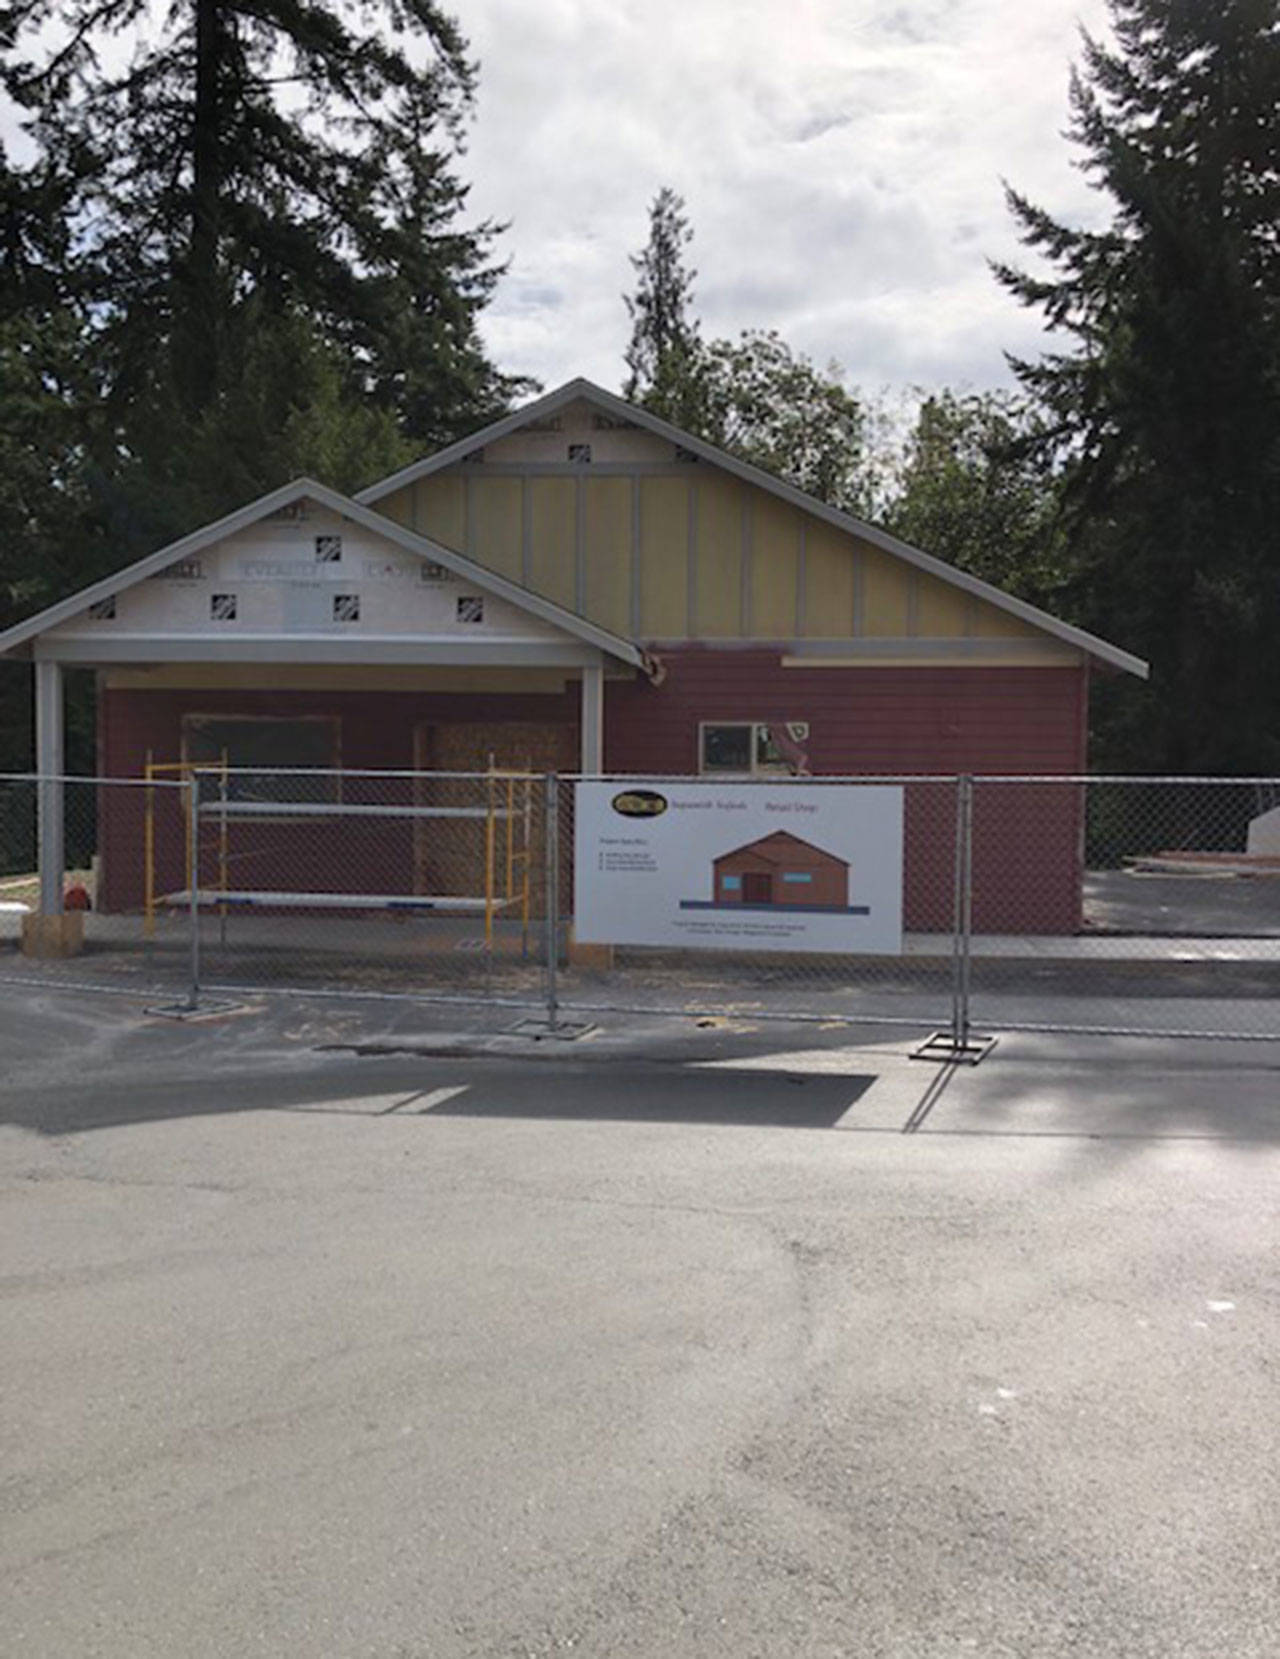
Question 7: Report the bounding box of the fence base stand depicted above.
[911,1029,997,1066]
[506,1015,597,1042]
[144,997,244,1022]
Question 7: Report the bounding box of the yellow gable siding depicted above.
[971,602,1041,639]
[750,493,800,636]
[528,478,576,610]
[915,571,971,636]
[377,484,413,529]
[638,477,688,636]
[861,546,912,636]
[469,476,523,580]
[583,477,632,637]
[803,520,856,636]
[414,474,465,548]
[694,474,743,636]
[368,457,1074,659]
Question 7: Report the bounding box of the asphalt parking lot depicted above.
[2,990,1279,1657]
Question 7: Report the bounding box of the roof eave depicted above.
[0,472,647,673]
[356,379,1148,680]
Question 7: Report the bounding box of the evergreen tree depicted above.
[0,2,525,767]
[885,390,1066,607]
[2,0,522,466]
[700,332,874,515]
[623,188,707,429]
[622,195,878,510]
[995,0,1280,772]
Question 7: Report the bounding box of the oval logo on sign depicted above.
[612,789,668,818]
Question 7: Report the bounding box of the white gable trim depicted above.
[0,477,648,672]
[357,378,1147,681]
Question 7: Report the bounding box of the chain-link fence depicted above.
[968,777,1280,1040]
[554,774,961,1033]
[2,769,1277,1044]
[0,768,556,1014]
[0,774,195,1000]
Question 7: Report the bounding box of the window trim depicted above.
[698,720,801,777]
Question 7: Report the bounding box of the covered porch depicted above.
[2,476,648,929]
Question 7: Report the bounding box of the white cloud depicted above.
[461,0,1114,396]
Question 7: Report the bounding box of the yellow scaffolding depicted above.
[143,751,228,937]
[143,759,533,955]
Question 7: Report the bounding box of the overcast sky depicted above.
[459,0,1114,401]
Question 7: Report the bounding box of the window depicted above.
[183,715,340,805]
[88,597,117,620]
[568,443,592,463]
[332,593,360,622]
[456,595,484,624]
[315,534,342,564]
[210,593,238,622]
[700,722,804,776]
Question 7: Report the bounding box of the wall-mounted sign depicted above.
[573,780,903,954]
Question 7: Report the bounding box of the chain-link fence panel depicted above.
[182,767,553,1007]
[969,777,1280,1040]
[0,774,196,997]
[554,775,962,1032]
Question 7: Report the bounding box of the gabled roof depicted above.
[716,830,848,868]
[358,378,1148,680]
[0,477,648,670]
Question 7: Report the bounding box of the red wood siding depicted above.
[604,649,1087,775]
[97,653,1089,931]
[99,686,578,910]
[604,649,1088,932]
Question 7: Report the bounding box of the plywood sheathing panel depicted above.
[638,477,689,636]
[528,478,576,610]
[583,477,633,637]
[694,473,744,637]
[750,492,799,637]
[470,476,524,581]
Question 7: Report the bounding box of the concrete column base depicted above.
[22,912,85,959]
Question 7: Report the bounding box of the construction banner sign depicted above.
[573,781,904,954]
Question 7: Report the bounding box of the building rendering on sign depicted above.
[711,831,848,910]
[0,377,1148,934]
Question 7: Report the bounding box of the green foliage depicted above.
[109,304,414,550]
[0,0,524,768]
[3,0,522,442]
[885,390,1067,609]
[996,0,1280,772]
[623,188,707,431]
[622,195,878,512]
[698,331,873,515]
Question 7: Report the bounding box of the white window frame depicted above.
[698,721,802,777]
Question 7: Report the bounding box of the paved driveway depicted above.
[2,993,1278,1656]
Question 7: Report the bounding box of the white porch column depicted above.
[35,656,65,914]
[580,658,604,774]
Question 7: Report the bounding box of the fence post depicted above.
[958,774,974,1049]
[544,772,560,1032]
[950,775,974,1049]
[186,771,201,1012]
